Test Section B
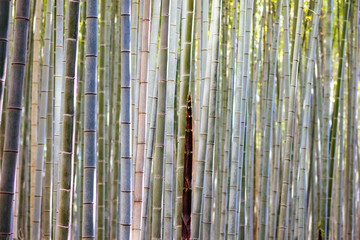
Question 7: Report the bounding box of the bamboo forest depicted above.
[1,0,360,239]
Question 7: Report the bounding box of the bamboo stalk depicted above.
[277,0,305,239]
[163,0,178,238]
[81,0,98,238]
[55,1,80,238]
[53,0,64,233]
[226,0,246,238]
[0,0,11,127]
[120,0,132,238]
[175,0,194,238]
[32,0,54,237]
[30,0,42,230]
[151,0,170,237]
[133,0,151,238]
[43,18,54,239]
[0,0,31,238]
[201,0,223,238]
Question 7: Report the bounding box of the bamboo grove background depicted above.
[0,0,359,239]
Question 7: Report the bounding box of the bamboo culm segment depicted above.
[55,1,80,239]
[0,0,31,238]
[82,0,98,238]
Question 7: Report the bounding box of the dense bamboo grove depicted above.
[0,0,360,239]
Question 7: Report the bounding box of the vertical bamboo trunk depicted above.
[0,0,11,125]
[268,1,285,238]
[82,0,98,239]
[201,0,222,237]
[16,5,33,233]
[110,1,121,238]
[257,0,282,238]
[55,0,80,238]
[74,2,86,238]
[226,0,246,238]
[132,0,151,238]
[319,0,332,234]
[31,0,54,238]
[43,24,54,239]
[30,0,42,230]
[141,3,161,231]
[219,2,237,237]
[97,0,106,237]
[277,0,305,239]
[0,0,31,238]
[328,1,350,238]
[120,0,132,238]
[104,1,112,237]
[295,1,321,238]
[175,0,194,238]
[141,2,161,231]
[191,0,221,236]
[347,2,359,239]
[53,0,64,233]
[163,1,178,238]
[151,0,170,237]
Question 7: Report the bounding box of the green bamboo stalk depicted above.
[193,0,201,196]
[268,1,286,238]
[55,1,80,238]
[0,0,11,127]
[74,1,86,238]
[236,1,253,238]
[133,1,151,238]
[30,0,42,228]
[140,67,158,240]
[226,0,246,238]
[104,1,112,236]
[163,0,178,238]
[110,1,121,238]
[199,0,208,111]
[0,1,13,201]
[82,0,98,238]
[175,0,194,238]
[141,17,161,234]
[191,0,210,234]
[120,0,132,238]
[257,0,283,237]
[13,148,20,240]
[131,0,140,169]
[31,0,54,238]
[53,0,64,233]
[0,0,31,238]
[145,0,161,136]
[140,0,161,234]
[0,0,15,168]
[151,0,170,237]
[219,1,237,237]
[192,0,221,237]
[332,71,344,240]
[346,2,359,239]
[97,0,106,237]
[201,0,222,238]
[277,0,305,239]
[245,3,264,239]
[16,1,34,234]
[295,1,322,238]
[43,23,54,239]
[319,0,333,234]
[213,3,227,237]
[327,1,350,237]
